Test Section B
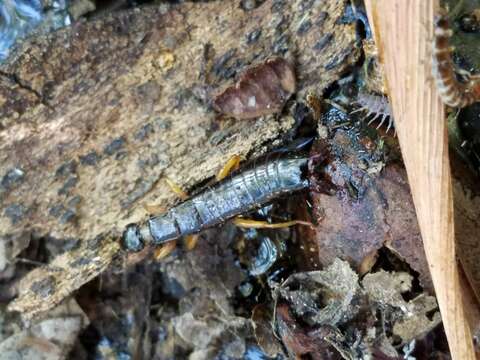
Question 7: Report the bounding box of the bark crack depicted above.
[0,70,53,110]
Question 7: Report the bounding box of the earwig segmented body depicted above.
[432,9,480,107]
[351,92,394,132]
[123,157,309,252]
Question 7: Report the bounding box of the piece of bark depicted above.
[0,0,358,241]
[4,0,359,319]
[8,233,120,318]
[364,1,475,358]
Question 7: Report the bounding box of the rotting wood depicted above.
[0,0,358,242]
[8,234,120,319]
[3,0,359,319]
[364,0,475,358]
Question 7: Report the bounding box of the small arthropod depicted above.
[212,57,296,120]
[432,8,480,107]
[351,92,394,132]
[122,156,309,252]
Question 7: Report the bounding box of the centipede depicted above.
[432,8,480,107]
[122,156,309,252]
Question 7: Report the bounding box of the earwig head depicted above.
[122,224,144,252]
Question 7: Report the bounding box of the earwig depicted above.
[351,92,394,133]
[122,157,309,252]
[432,8,480,107]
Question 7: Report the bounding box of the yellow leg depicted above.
[156,181,203,253]
[153,240,177,261]
[148,179,192,260]
[216,154,242,181]
[164,179,203,253]
[165,177,189,200]
[143,177,188,215]
[184,234,200,251]
[232,218,314,229]
[164,155,241,254]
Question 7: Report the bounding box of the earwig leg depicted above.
[153,221,200,258]
[165,177,189,200]
[153,181,204,255]
[149,179,190,259]
[153,240,177,261]
[144,178,188,214]
[184,234,200,251]
[125,246,152,266]
[232,217,314,229]
[216,154,242,181]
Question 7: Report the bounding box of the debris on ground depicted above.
[0,298,88,359]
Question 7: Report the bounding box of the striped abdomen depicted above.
[123,157,309,251]
[432,9,480,107]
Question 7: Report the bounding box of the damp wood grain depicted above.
[364,1,476,358]
[3,0,359,319]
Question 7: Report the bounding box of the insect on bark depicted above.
[351,92,394,133]
[213,57,296,120]
[122,156,309,252]
[432,8,480,107]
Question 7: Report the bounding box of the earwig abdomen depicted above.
[123,157,309,251]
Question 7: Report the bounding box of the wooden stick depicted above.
[363,1,475,358]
